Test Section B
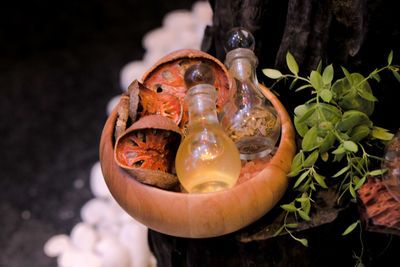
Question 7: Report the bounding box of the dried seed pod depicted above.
[141,49,230,130]
[114,115,182,189]
[114,94,130,140]
[127,80,140,122]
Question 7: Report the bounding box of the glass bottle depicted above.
[219,27,281,160]
[382,129,400,201]
[175,63,241,193]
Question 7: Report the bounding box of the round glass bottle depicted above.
[175,63,241,193]
[219,27,281,160]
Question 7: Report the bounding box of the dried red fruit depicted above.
[139,86,183,125]
[116,128,173,172]
[142,49,230,130]
[114,115,182,189]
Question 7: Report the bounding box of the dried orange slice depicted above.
[114,115,182,189]
[138,85,183,125]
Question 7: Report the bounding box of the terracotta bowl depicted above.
[99,81,296,238]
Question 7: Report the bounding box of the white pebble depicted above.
[192,1,213,25]
[97,220,121,238]
[119,61,149,91]
[80,198,109,226]
[142,28,177,53]
[119,222,151,267]
[58,247,102,267]
[106,95,121,115]
[95,236,130,267]
[43,234,71,258]
[90,162,112,199]
[163,10,196,31]
[70,223,98,251]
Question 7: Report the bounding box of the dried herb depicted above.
[263,51,400,247]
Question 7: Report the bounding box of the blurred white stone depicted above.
[95,236,130,267]
[90,161,112,199]
[163,10,196,31]
[44,234,71,258]
[119,222,151,267]
[106,95,121,116]
[119,61,149,91]
[97,220,121,238]
[58,247,102,267]
[142,27,177,53]
[70,223,98,251]
[80,198,109,226]
[192,1,213,25]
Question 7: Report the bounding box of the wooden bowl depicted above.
[99,82,296,238]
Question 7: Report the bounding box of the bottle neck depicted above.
[185,84,219,128]
[225,48,263,109]
[225,48,258,84]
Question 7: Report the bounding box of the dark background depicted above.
[0,0,197,266]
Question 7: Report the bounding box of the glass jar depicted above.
[175,63,241,193]
[219,27,281,160]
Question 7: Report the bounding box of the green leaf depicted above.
[371,126,394,140]
[290,152,304,173]
[321,152,329,161]
[289,78,298,89]
[313,172,328,188]
[369,169,387,176]
[296,105,316,124]
[357,89,378,102]
[294,116,309,137]
[336,110,371,131]
[391,69,400,82]
[316,60,322,73]
[371,72,381,82]
[281,203,297,212]
[349,183,357,198]
[332,145,346,155]
[331,77,350,99]
[286,223,299,229]
[388,50,393,65]
[342,221,359,236]
[286,52,299,75]
[320,89,333,102]
[322,64,334,85]
[297,238,309,247]
[303,150,319,167]
[262,68,283,79]
[343,140,358,153]
[273,225,285,237]
[332,165,350,178]
[295,197,309,203]
[295,84,313,92]
[354,176,366,190]
[302,127,319,151]
[350,125,371,142]
[293,170,311,188]
[298,209,311,221]
[310,70,323,91]
[341,66,352,82]
[319,132,336,154]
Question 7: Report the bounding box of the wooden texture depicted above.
[99,50,296,238]
[358,177,400,236]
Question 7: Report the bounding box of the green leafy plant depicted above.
[262,51,399,247]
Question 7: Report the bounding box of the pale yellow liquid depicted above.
[175,123,241,193]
